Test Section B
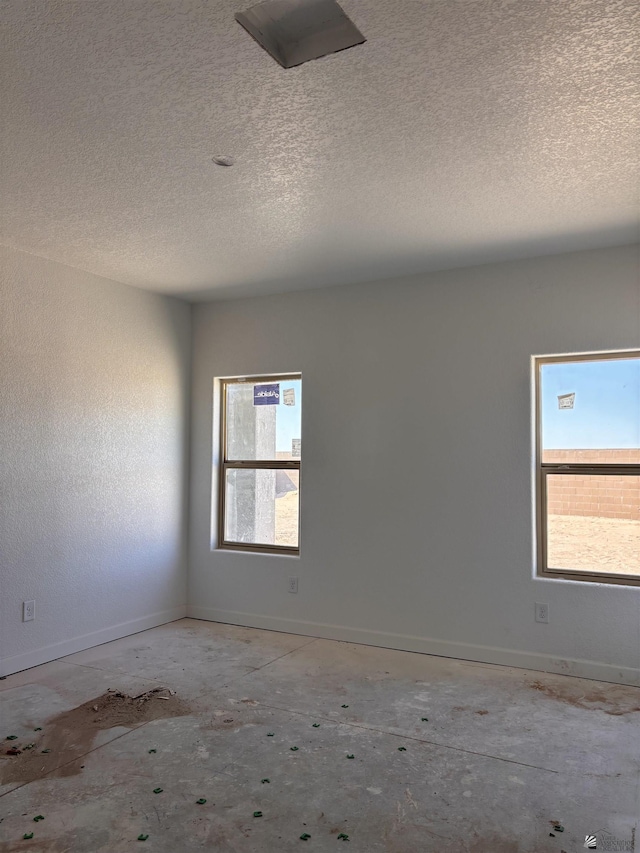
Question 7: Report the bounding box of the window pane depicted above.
[224,468,299,548]
[546,473,640,575]
[226,379,302,461]
[540,357,640,464]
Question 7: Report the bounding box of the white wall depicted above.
[0,246,191,675]
[189,245,640,686]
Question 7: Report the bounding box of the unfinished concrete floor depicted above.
[1,619,638,852]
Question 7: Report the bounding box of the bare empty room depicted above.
[1,1,639,851]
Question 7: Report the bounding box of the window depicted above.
[535,352,640,585]
[218,375,301,554]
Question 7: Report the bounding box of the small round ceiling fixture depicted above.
[212,155,235,167]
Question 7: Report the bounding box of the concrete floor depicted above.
[1,619,638,852]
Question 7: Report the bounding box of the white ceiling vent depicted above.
[235,0,366,68]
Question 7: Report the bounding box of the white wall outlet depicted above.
[535,602,549,624]
[288,577,298,594]
[23,600,35,622]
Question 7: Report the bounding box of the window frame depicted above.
[535,350,640,586]
[218,374,301,556]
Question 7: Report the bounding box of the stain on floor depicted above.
[529,680,640,716]
[0,688,190,786]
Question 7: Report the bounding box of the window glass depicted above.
[540,357,640,464]
[226,379,302,461]
[224,468,299,548]
[546,473,640,576]
[537,352,640,584]
[218,374,301,553]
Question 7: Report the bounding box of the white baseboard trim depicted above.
[188,606,640,687]
[0,605,188,677]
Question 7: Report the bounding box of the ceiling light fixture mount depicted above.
[212,155,235,167]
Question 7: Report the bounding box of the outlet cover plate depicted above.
[535,602,549,624]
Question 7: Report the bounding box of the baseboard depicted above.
[187,605,640,687]
[0,605,188,677]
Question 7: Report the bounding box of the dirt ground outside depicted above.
[275,489,299,547]
[547,513,640,576]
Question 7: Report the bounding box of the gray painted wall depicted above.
[0,246,191,675]
[189,245,640,685]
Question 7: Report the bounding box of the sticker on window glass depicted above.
[292,438,301,458]
[254,383,280,405]
[557,392,575,410]
[283,388,296,406]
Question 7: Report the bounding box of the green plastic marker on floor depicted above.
[137,834,149,841]
[33,815,44,822]
[398,747,407,751]
[312,723,320,728]
[341,705,349,708]
[290,746,299,751]
[253,811,263,818]
[153,788,163,794]
[6,735,17,740]
[196,799,206,805]
[148,749,157,754]
[261,779,270,784]
[300,833,311,840]
[34,727,42,732]
[23,833,34,840]
[337,833,350,841]
[346,754,354,759]
[553,825,564,832]
[421,718,428,722]
[267,732,274,737]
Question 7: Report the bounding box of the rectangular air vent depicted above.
[236,0,366,69]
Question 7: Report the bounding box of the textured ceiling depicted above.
[1,0,638,300]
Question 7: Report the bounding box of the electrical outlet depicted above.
[288,577,298,594]
[23,600,35,622]
[535,602,549,624]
